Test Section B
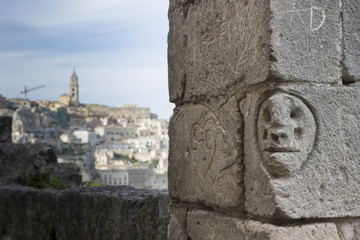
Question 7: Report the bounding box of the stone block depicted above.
[168,96,244,210]
[168,205,188,240]
[270,0,342,83]
[243,85,360,218]
[0,117,12,143]
[187,209,340,240]
[343,0,360,82]
[168,0,342,103]
[168,0,270,102]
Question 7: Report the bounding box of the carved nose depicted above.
[270,117,287,128]
[270,131,288,143]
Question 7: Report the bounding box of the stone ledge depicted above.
[168,206,360,240]
[0,185,171,240]
[186,209,340,240]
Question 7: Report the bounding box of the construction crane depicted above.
[20,85,46,99]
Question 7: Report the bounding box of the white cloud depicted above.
[0,0,168,28]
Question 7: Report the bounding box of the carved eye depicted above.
[290,108,301,119]
[294,127,303,139]
[262,129,268,140]
[263,108,271,123]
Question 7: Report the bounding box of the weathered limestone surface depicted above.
[243,85,360,218]
[0,186,170,240]
[168,0,360,238]
[168,0,342,103]
[335,218,360,240]
[186,209,340,240]
[168,0,270,102]
[343,0,360,82]
[0,143,57,185]
[167,205,188,240]
[0,116,12,143]
[168,97,244,210]
[270,0,342,83]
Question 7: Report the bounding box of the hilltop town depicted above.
[0,71,168,189]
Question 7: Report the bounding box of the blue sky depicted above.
[0,0,173,119]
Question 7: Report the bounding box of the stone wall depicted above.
[0,186,170,240]
[168,0,360,239]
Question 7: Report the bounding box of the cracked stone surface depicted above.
[167,204,188,240]
[343,0,360,82]
[168,0,342,104]
[168,0,270,103]
[187,209,340,240]
[243,85,360,219]
[168,96,244,210]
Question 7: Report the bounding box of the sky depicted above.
[0,0,174,119]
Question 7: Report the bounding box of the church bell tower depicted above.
[70,70,79,105]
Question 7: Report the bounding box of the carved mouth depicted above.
[264,146,300,153]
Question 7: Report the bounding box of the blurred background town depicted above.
[0,71,169,189]
[0,1,171,190]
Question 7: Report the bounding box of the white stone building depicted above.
[97,163,167,189]
[72,129,97,145]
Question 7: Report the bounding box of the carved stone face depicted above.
[257,93,316,177]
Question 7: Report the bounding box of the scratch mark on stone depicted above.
[220,161,237,173]
[310,6,326,31]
